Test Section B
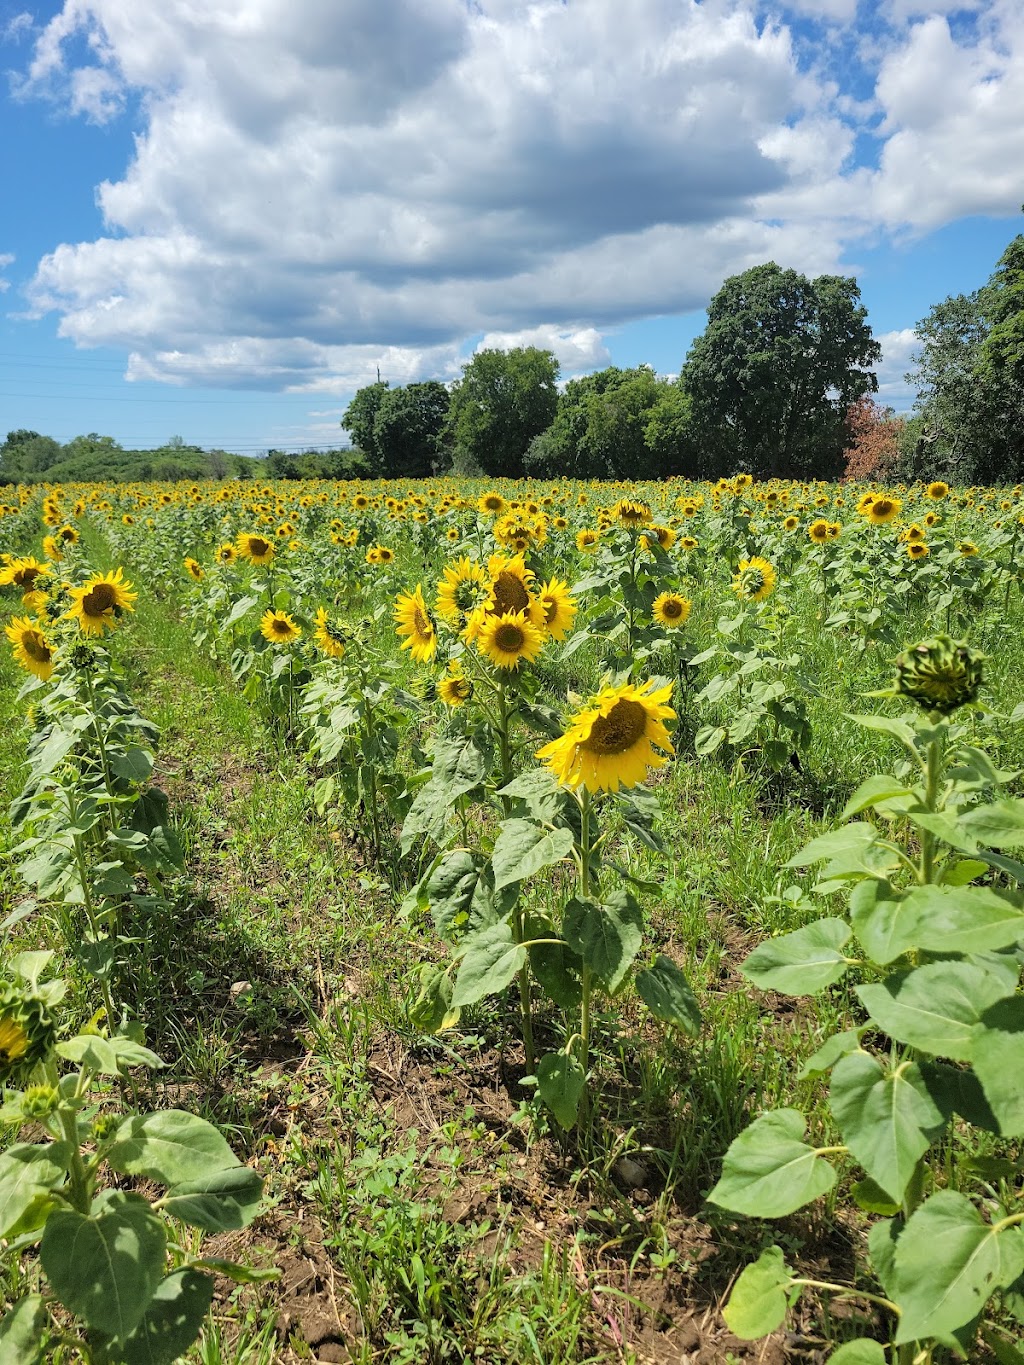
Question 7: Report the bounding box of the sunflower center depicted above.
[542,596,558,624]
[14,566,40,588]
[491,571,530,615]
[83,583,116,614]
[22,631,51,662]
[494,622,526,653]
[249,537,271,557]
[484,496,502,511]
[271,618,292,636]
[580,699,647,754]
[661,599,684,620]
[413,607,432,637]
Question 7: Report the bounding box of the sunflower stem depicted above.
[82,667,116,818]
[919,723,944,885]
[578,786,594,1084]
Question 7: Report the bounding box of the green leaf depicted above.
[850,1177,900,1216]
[193,1258,280,1284]
[722,1246,793,1340]
[959,799,1024,849]
[635,955,702,1035]
[424,849,483,938]
[525,911,580,1010]
[829,1053,946,1203]
[900,883,1024,956]
[55,1034,162,1076]
[982,1329,1024,1365]
[828,1343,887,1365]
[451,923,526,1008]
[0,1296,46,1363]
[892,1190,1024,1344]
[941,859,990,886]
[971,996,1024,1136]
[798,1028,865,1079]
[0,1143,71,1239]
[161,1164,264,1232]
[110,747,154,784]
[106,1111,240,1187]
[918,1061,1001,1134]
[40,1191,166,1338]
[841,774,914,820]
[857,961,1012,1059]
[708,1109,837,1218]
[847,713,917,749]
[407,965,459,1034]
[496,769,564,820]
[868,1217,901,1298]
[112,1269,214,1365]
[786,822,877,868]
[490,819,574,891]
[849,879,923,965]
[742,919,852,994]
[536,1051,586,1130]
[8,950,54,987]
[563,890,643,993]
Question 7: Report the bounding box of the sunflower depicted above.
[486,553,535,617]
[395,585,437,663]
[652,592,692,628]
[536,679,675,793]
[731,556,777,603]
[926,481,950,501]
[827,522,842,539]
[438,661,473,707]
[865,496,902,525]
[236,532,276,565]
[679,535,699,551]
[924,511,941,527]
[907,541,929,559]
[216,543,237,564]
[958,541,978,557]
[5,616,55,681]
[478,491,506,517]
[783,515,799,532]
[476,610,545,670]
[0,557,47,592]
[534,578,578,640]
[184,557,205,581]
[901,523,926,543]
[65,569,137,636]
[613,498,653,526]
[576,528,600,552]
[808,519,830,543]
[641,524,676,552]
[260,609,301,644]
[435,557,489,622]
[313,607,346,659]
[57,525,79,545]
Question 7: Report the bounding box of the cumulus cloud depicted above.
[12,0,1024,389]
[875,327,919,411]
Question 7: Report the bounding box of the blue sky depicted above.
[1,0,1022,456]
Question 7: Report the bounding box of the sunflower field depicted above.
[2,473,1024,1365]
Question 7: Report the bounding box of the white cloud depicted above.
[0,252,13,292]
[2,12,33,42]
[875,326,919,411]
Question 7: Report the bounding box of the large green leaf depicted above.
[112,1269,214,1365]
[536,1051,586,1130]
[742,919,852,994]
[0,1143,70,1240]
[424,849,482,938]
[525,910,580,1009]
[841,775,914,820]
[106,1111,240,1187]
[785,822,877,870]
[0,1296,46,1364]
[959,799,1024,849]
[867,1217,901,1299]
[722,1246,793,1340]
[901,883,1024,955]
[490,819,574,891]
[829,1054,946,1203]
[40,1191,166,1338]
[451,923,525,1008]
[563,890,643,993]
[635,955,701,1034]
[857,961,1011,1059]
[161,1165,264,1232]
[799,1028,865,1079]
[849,879,922,964]
[892,1190,1024,1344]
[971,996,1024,1136]
[708,1109,837,1218]
[828,1343,887,1364]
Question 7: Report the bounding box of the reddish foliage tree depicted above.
[842,396,905,480]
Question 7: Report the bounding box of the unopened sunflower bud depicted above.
[895,635,983,716]
[0,981,57,1083]
[21,1084,60,1119]
[91,1114,118,1142]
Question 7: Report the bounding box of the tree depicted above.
[0,430,63,481]
[372,380,449,478]
[340,381,389,469]
[443,348,559,477]
[681,263,881,480]
[842,397,905,481]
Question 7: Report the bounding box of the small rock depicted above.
[230,980,253,1000]
[614,1155,649,1190]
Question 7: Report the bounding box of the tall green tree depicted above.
[681,263,880,480]
[340,381,390,469]
[0,430,64,481]
[373,380,449,478]
[444,347,559,477]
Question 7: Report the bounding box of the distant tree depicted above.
[207,448,230,479]
[842,397,905,481]
[373,380,449,478]
[266,450,302,479]
[444,348,559,477]
[0,430,63,480]
[341,381,390,469]
[681,263,881,480]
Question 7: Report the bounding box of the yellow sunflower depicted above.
[5,616,56,681]
[533,578,578,640]
[536,679,675,793]
[731,557,777,603]
[959,541,978,557]
[576,528,600,552]
[313,607,346,659]
[216,543,237,564]
[864,496,902,525]
[679,536,699,551]
[926,481,950,501]
[438,661,473,707]
[435,557,489,622]
[783,515,799,532]
[613,498,653,526]
[808,519,830,543]
[652,592,692,628]
[907,541,929,560]
[65,569,137,636]
[476,610,545,670]
[56,525,79,545]
[394,585,437,663]
[641,524,677,552]
[260,609,301,644]
[486,553,535,617]
[478,491,506,517]
[184,557,205,581]
[236,532,276,565]
[0,557,47,592]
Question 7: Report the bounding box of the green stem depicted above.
[48,1061,90,1214]
[578,787,594,1079]
[72,830,119,1028]
[497,679,513,813]
[83,668,116,813]
[918,725,943,885]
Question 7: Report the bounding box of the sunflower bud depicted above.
[0,981,57,1083]
[21,1084,60,1119]
[895,636,983,716]
[91,1114,118,1142]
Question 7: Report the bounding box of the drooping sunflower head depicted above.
[438,660,473,707]
[652,592,692,628]
[537,679,676,793]
[236,532,276,565]
[5,616,56,681]
[184,557,205,581]
[533,578,578,642]
[477,610,546,670]
[926,481,950,501]
[0,979,57,1083]
[895,635,983,716]
[486,553,535,618]
[394,585,437,663]
[731,556,777,603]
[436,557,490,623]
[260,609,302,645]
[959,541,978,557]
[865,496,902,525]
[65,568,137,636]
[313,606,346,659]
[576,528,600,552]
[613,498,653,527]
[0,557,47,592]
